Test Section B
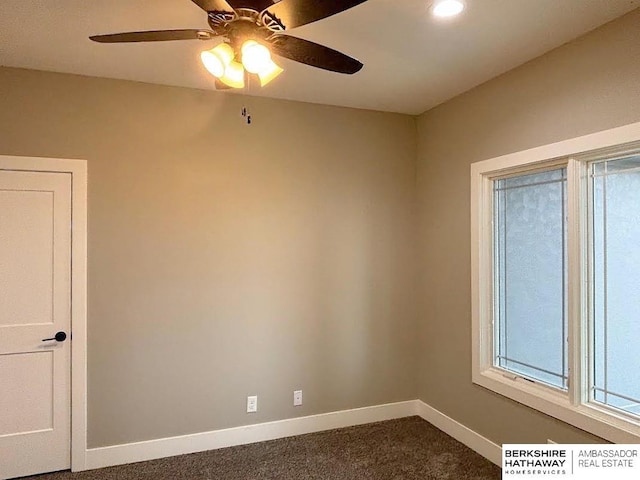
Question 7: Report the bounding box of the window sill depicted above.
[473,368,640,443]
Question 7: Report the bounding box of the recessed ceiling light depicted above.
[432,0,465,18]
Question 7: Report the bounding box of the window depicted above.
[590,155,640,417]
[493,168,568,390]
[471,121,640,443]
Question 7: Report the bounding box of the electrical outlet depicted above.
[247,395,258,413]
[293,390,303,406]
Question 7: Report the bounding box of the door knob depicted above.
[42,331,67,342]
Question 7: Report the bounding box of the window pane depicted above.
[493,168,568,389]
[591,155,640,416]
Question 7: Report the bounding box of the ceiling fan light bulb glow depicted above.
[432,0,465,18]
[201,50,224,77]
[220,60,245,89]
[200,43,234,78]
[241,40,272,75]
[258,59,284,87]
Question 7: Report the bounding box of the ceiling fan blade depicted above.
[269,35,363,74]
[90,29,217,43]
[191,0,234,13]
[264,0,369,30]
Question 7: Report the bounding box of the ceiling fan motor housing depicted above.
[207,8,282,53]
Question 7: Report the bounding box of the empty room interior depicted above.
[1,1,640,479]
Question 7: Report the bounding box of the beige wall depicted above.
[416,9,640,444]
[0,67,418,447]
[2,5,639,455]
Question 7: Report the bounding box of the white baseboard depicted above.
[84,400,418,471]
[415,400,502,466]
[83,399,502,471]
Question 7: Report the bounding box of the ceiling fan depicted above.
[90,0,369,89]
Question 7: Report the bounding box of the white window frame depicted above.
[471,121,640,443]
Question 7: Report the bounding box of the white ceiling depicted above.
[0,0,637,115]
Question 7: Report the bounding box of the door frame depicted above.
[0,155,88,472]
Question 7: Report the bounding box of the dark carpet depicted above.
[24,416,501,480]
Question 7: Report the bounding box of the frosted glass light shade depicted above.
[219,60,245,89]
[258,59,284,86]
[241,40,272,74]
[201,43,235,78]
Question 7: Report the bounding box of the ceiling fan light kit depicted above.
[90,0,369,90]
[201,40,280,88]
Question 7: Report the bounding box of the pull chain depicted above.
[241,70,251,125]
[241,107,251,124]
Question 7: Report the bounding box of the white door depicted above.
[0,170,72,479]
